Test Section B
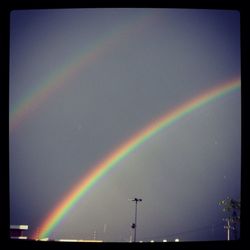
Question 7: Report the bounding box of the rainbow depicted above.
[32,78,240,239]
[9,13,153,132]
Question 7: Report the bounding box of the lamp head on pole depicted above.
[130,198,142,202]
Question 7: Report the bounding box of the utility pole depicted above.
[129,198,142,242]
[223,218,231,241]
[219,197,240,240]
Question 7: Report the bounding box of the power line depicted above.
[138,222,224,241]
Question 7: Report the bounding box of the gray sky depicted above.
[9,9,241,242]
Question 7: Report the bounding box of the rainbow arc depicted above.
[32,78,240,239]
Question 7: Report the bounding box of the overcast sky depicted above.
[9,8,241,242]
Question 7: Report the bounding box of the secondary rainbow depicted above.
[9,13,152,132]
[32,78,240,240]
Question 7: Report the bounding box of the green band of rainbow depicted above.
[33,78,240,240]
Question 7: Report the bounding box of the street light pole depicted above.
[130,198,142,243]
